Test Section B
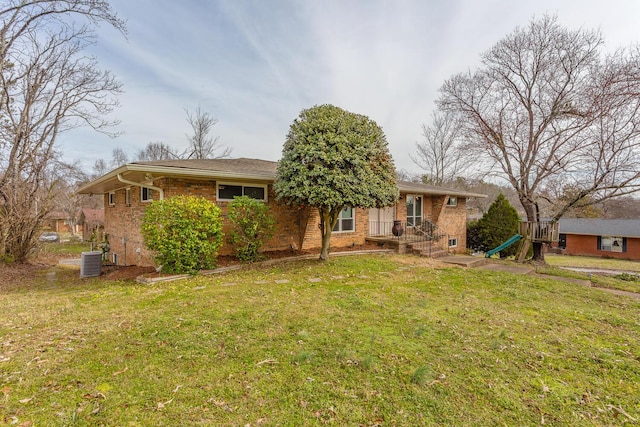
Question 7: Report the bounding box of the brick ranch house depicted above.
[77,158,486,267]
[550,218,640,260]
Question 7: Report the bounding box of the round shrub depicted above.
[141,195,223,274]
[227,195,276,262]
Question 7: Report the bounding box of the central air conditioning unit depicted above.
[80,251,103,278]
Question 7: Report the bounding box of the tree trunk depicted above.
[532,241,544,261]
[318,207,340,261]
[319,229,332,260]
[520,198,546,262]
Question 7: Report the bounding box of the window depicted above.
[217,183,267,201]
[406,195,422,227]
[108,192,115,206]
[333,207,355,232]
[125,188,131,206]
[598,236,626,253]
[447,197,457,206]
[448,238,458,248]
[141,187,154,202]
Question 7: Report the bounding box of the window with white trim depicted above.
[447,197,457,206]
[598,236,625,253]
[333,207,355,232]
[448,238,458,248]
[108,192,115,206]
[125,188,131,206]
[141,187,154,202]
[217,182,267,201]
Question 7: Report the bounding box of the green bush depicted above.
[141,195,223,274]
[466,220,486,252]
[227,195,276,262]
[468,193,521,258]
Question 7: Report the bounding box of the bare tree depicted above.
[93,158,108,178]
[110,147,129,168]
[0,0,124,262]
[411,111,475,185]
[52,162,99,236]
[599,197,640,219]
[135,141,180,161]
[438,15,640,261]
[184,107,231,159]
[395,169,423,183]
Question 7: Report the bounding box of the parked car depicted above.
[39,231,60,242]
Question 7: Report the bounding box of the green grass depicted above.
[543,254,640,294]
[1,254,639,426]
[546,253,640,272]
[38,240,92,256]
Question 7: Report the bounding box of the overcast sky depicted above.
[60,0,640,174]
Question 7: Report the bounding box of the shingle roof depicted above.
[133,158,277,177]
[81,208,104,224]
[78,157,486,198]
[559,218,640,238]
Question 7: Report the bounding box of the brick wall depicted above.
[104,178,373,267]
[104,185,152,266]
[105,180,474,266]
[299,208,369,250]
[564,234,640,260]
[434,197,468,251]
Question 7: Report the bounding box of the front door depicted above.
[369,206,395,236]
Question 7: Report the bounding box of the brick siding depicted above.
[105,178,370,267]
[559,234,640,260]
[104,180,471,266]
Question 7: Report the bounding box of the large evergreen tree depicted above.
[470,193,521,258]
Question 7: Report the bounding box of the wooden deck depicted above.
[520,221,559,243]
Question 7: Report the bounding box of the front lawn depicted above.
[544,254,640,294]
[1,255,639,426]
[546,253,640,272]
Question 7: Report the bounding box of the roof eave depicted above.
[397,183,487,198]
[77,163,276,195]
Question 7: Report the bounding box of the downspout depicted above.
[117,174,164,200]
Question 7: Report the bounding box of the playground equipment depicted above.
[485,234,522,258]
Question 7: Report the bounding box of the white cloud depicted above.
[62,0,640,173]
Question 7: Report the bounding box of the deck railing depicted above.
[368,220,448,251]
[519,220,559,243]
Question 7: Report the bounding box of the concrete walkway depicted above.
[439,255,640,300]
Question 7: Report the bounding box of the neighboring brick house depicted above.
[551,218,640,260]
[77,158,485,266]
[44,211,72,233]
[44,210,83,235]
[80,208,105,242]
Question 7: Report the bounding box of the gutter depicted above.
[77,163,275,195]
[117,174,165,200]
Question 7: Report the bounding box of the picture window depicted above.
[217,183,267,201]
